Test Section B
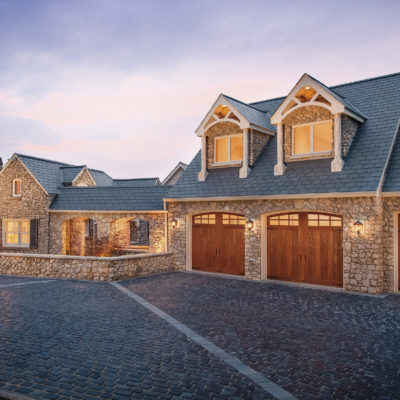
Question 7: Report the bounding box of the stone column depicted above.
[273,123,286,176]
[239,128,250,178]
[198,135,209,181]
[331,113,344,172]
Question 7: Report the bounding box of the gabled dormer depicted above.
[271,74,366,175]
[196,94,275,181]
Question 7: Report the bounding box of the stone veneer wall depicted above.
[168,196,386,294]
[341,115,360,157]
[0,252,174,281]
[73,169,96,186]
[50,212,166,256]
[0,158,49,254]
[206,121,243,169]
[250,130,270,166]
[283,105,333,162]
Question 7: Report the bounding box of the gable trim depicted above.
[72,167,97,186]
[0,154,48,195]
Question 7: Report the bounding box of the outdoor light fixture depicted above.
[246,219,255,231]
[354,220,364,235]
[170,217,179,228]
[305,86,311,90]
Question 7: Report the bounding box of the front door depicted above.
[192,212,245,275]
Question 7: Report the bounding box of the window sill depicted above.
[290,151,332,159]
[211,161,243,167]
[0,246,32,251]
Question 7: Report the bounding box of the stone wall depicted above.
[168,196,386,293]
[250,130,270,166]
[283,105,333,162]
[73,169,96,186]
[206,121,243,169]
[0,252,174,281]
[341,115,360,157]
[50,212,166,256]
[0,157,49,254]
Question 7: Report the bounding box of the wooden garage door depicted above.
[267,212,343,287]
[192,213,245,276]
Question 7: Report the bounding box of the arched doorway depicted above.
[267,212,343,287]
[192,212,245,276]
[62,217,97,256]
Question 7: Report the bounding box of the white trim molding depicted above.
[274,123,286,175]
[331,113,344,172]
[239,129,251,178]
[72,167,97,186]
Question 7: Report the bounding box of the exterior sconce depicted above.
[354,220,364,235]
[246,219,255,231]
[170,217,179,229]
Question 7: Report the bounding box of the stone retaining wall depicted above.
[0,252,174,281]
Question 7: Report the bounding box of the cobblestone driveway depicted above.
[122,272,400,400]
[0,275,271,400]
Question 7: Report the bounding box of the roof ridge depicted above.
[60,165,86,169]
[114,177,159,181]
[58,185,168,190]
[16,153,75,166]
[222,94,268,114]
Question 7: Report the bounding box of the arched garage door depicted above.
[192,212,245,276]
[267,212,343,287]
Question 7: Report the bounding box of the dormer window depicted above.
[12,179,21,197]
[292,120,332,156]
[215,134,243,164]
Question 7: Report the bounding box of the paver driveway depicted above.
[122,272,400,400]
[0,272,399,400]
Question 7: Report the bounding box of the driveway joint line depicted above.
[110,281,296,400]
[0,280,55,288]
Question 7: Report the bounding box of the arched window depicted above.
[130,219,149,246]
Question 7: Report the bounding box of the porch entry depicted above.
[192,212,245,276]
[267,212,343,287]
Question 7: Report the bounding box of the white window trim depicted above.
[12,179,21,197]
[291,119,332,156]
[213,134,243,165]
[2,219,30,248]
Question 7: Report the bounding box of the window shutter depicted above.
[30,219,39,249]
[88,219,94,237]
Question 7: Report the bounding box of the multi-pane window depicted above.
[3,220,30,247]
[13,179,21,197]
[215,135,243,163]
[222,214,245,225]
[293,121,332,155]
[193,214,216,225]
[268,214,299,226]
[308,214,342,227]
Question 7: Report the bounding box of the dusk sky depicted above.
[0,0,399,180]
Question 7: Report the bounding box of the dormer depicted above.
[271,74,366,174]
[196,94,275,181]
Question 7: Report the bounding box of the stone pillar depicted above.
[331,113,344,172]
[239,128,250,178]
[273,123,286,176]
[198,135,209,181]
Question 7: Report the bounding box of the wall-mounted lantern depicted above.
[170,217,179,229]
[246,219,255,231]
[354,220,364,236]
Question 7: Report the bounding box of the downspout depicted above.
[164,200,168,252]
[376,118,400,293]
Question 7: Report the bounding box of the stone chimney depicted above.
[0,158,3,171]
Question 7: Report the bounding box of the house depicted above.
[1,72,399,294]
[0,154,176,257]
[165,72,400,294]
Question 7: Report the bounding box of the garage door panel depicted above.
[221,226,245,275]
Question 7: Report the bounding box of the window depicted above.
[130,219,149,246]
[13,179,21,197]
[293,121,332,155]
[268,214,299,226]
[308,214,342,227]
[193,214,216,225]
[222,214,245,225]
[215,134,243,163]
[2,219,30,247]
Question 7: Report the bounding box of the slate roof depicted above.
[167,73,400,199]
[382,122,400,192]
[224,95,276,132]
[113,178,160,187]
[89,169,113,186]
[17,154,72,194]
[50,186,169,211]
[60,166,86,184]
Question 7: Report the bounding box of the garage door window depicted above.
[194,214,216,224]
[268,214,299,226]
[308,214,342,227]
[222,214,245,225]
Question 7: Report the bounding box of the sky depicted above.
[0,0,399,180]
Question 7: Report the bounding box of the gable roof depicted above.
[162,162,188,185]
[167,72,400,200]
[113,178,161,187]
[50,186,169,211]
[60,166,86,184]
